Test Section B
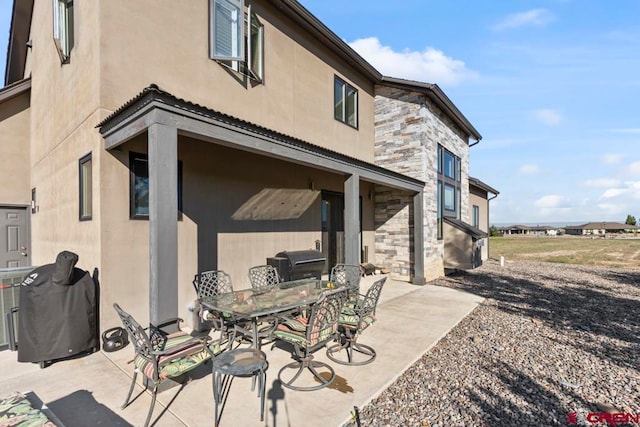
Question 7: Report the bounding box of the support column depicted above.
[344,174,360,266]
[148,123,179,326]
[413,191,426,285]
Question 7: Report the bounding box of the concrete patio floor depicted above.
[0,275,484,426]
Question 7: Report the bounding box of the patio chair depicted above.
[326,277,386,366]
[193,270,234,298]
[113,303,224,427]
[248,265,281,292]
[192,270,236,337]
[272,288,348,391]
[330,264,364,300]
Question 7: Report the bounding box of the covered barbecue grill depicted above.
[267,250,326,282]
[14,251,98,367]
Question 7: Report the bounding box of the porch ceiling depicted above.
[97,84,424,193]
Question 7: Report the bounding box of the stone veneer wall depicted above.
[374,85,470,282]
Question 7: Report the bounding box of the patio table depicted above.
[199,278,338,348]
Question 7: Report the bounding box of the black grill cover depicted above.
[17,251,98,363]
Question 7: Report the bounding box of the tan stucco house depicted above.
[0,0,492,329]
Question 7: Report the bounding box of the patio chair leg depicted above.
[121,371,138,409]
[144,386,158,427]
[326,339,377,366]
[278,359,336,391]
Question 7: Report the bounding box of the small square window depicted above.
[52,0,74,63]
[334,76,358,128]
[129,152,183,220]
[472,205,480,228]
[79,153,92,221]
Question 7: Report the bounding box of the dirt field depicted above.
[489,235,640,269]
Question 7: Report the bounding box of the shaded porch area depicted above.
[97,84,426,327]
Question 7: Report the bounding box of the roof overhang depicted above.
[272,0,382,83]
[469,176,499,195]
[379,76,482,142]
[0,77,31,103]
[4,0,34,86]
[97,84,425,193]
[444,217,488,239]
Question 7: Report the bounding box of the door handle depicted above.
[21,252,28,257]
[21,246,27,250]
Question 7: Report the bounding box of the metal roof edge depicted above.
[97,84,425,190]
[469,176,499,195]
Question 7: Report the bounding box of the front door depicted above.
[0,207,31,268]
[321,192,344,274]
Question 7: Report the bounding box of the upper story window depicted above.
[334,76,358,128]
[437,145,461,235]
[210,1,264,82]
[53,0,74,63]
[79,153,92,221]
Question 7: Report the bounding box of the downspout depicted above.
[469,138,481,148]
[487,192,498,260]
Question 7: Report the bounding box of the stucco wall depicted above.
[374,85,470,281]
[98,0,375,162]
[469,190,489,260]
[15,1,380,327]
[24,0,102,273]
[0,91,30,205]
[443,222,474,269]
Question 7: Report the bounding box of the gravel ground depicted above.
[357,259,640,426]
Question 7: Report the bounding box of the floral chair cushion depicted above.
[134,331,222,381]
[0,392,59,427]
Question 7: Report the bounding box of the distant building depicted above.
[498,225,559,236]
[564,222,639,235]
[499,225,531,235]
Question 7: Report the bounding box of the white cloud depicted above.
[598,181,640,201]
[597,203,626,216]
[492,9,555,31]
[603,153,623,165]
[348,37,477,86]
[531,109,563,126]
[584,178,621,188]
[518,164,540,174]
[601,188,629,199]
[628,162,640,176]
[534,195,569,208]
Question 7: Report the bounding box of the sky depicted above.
[1,1,639,225]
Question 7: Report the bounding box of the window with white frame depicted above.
[210,0,244,61]
[52,0,74,63]
[210,1,264,82]
[334,76,358,128]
